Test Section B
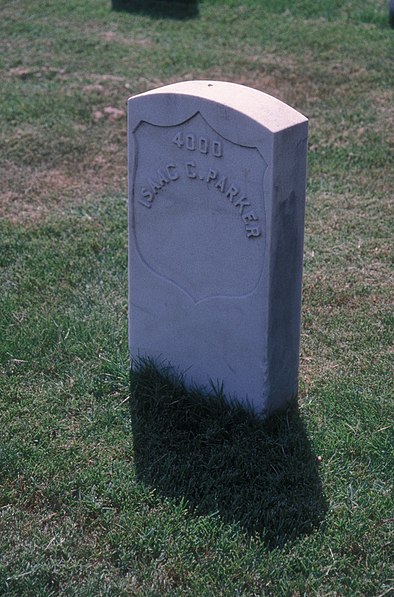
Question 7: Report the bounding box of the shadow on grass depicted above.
[130,361,327,549]
[111,0,199,20]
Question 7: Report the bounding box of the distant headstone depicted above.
[128,81,308,416]
[389,0,394,27]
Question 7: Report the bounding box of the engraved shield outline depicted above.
[131,111,268,303]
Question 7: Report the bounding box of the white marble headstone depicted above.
[128,81,308,416]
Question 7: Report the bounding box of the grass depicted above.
[0,0,393,594]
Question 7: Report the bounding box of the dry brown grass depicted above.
[0,71,131,223]
[0,139,127,224]
[3,26,391,226]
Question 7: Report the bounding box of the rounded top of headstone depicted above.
[129,80,307,134]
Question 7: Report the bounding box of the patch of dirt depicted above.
[83,83,105,95]
[99,30,154,47]
[0,122,128,225]
[0,70,135,224]
[7,66,68,80]
[204,55,321,114]
[367,88,394,140]
[100,31,118,42]
[95,73,127,82]
[103,106,126,121]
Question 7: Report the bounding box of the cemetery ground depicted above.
[0,0,392,594]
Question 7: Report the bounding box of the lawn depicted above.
[0,0,393,594]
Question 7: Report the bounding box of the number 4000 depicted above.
[172,132,223,157]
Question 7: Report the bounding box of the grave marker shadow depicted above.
[111,0,199,20]
[130,363,327,549]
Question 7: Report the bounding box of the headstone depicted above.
[389,0,394,27]
[128,81,308,416]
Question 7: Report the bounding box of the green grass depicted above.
[0,0,393,594]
